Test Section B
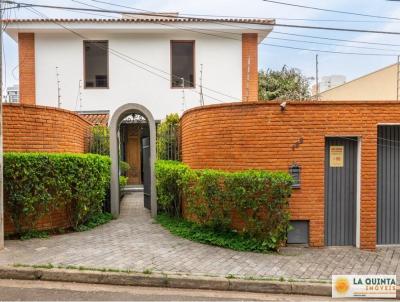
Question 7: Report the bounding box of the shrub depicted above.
[155,160,188,216]
[88,126,110,155]
[4,152,111,235]
[119,176,128,187]
[157,213,275,253]
[155,160,293,251]
[119,161,130,175]
[156,113,180,160]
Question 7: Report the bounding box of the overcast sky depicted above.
[3,0,400,91]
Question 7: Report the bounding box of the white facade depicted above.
[5,84,19,103]
[6,20,272,119]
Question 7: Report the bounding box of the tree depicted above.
[258,66,311,101]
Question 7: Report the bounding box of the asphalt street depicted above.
[0,279,338,301]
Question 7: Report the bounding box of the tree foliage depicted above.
[259,66,311,101]
[156,113,180,160]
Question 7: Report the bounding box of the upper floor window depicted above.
[84,40,109,88]
[171,41,195,88]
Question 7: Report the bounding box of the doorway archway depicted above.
[109,103,157,217]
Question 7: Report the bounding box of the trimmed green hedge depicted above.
[155,160,189,216]
[4,152,111,235]
[155,160,293,251]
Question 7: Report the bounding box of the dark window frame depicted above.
[83,40,109,89]
[170,40,195,89]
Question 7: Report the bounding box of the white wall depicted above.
[35,32,242,119]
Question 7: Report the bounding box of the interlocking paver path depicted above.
[1,192,400,282]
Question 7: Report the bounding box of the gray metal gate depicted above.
[325,137,358,246]
[142,137,151,210]
[377,126,400,245]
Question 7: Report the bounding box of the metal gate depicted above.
[325,137,358,246]
[377,126,400,245]
[142,137,151,210]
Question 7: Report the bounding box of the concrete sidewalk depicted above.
[0,193,399,283]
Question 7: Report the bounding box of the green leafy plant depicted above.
[20,230,50,241]
[157,213,276,253]
[75,212,113,232]
[119,176,128,187]
[88,126,110,155]
[259,66,311,101]
[157,113,180,160]
[4,152,111,235]
[119,161,130,175]
[155,160,188,217]
[155,160,293,251]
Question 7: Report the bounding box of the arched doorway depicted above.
[109,103,157,217]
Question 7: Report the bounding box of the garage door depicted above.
[325,137,358,246]
[377,126,400,245]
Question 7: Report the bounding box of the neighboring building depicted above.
[5,16,274,119]
[5,84,19,103]
[319,64,398,100]
[312,75,346,95]
[78,110,110,126]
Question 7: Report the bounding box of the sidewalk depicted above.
[0,193,399,283]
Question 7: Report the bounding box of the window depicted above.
[84,41,109,88]
[171,41,195,88]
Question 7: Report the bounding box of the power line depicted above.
[157,13,400,24]
[187,17,400,53]
[271,31,400,48]
[83,0,400,57]
[7,1,400,36]
[88,0,400,49]
[263,0,400,22]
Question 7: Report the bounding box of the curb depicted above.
[0,266,331,296]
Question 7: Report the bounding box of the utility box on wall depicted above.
[287,220,309,245]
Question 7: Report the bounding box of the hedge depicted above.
[155,160,293,251]
[4,152,111,235]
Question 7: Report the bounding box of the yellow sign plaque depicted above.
[330,146,344,167]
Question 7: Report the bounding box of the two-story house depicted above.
[5,15,274,118]
[5,15,274,188]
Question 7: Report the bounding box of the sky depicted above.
[3,0,400,91]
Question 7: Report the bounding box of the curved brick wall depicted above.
[181,101,400,250]
[4,103,91,153]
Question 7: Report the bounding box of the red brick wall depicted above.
[4,205,71,235]
[180,101,400,251]
[4,103,92,153]
[19,33,36,105]
[242,33,258,102]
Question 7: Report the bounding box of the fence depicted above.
[156,123,181,161]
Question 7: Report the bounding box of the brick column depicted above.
[242,33,258,102]
[18,33,36,105]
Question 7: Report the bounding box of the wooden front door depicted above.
[126,125,142,185]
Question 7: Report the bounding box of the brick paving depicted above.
[0,192,400,282]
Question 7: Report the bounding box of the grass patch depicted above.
[156,213,274,253]
[75,212,113,232]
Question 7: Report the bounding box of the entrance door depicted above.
[142,137,151,210]
[126,126,141,185]
[377,126,400,245]
[325,137,358,246]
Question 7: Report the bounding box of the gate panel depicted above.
[325,137,358,246]
[142,137,151,210]
[377,126,400,245]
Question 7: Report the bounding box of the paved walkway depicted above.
[0,193,400,282]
